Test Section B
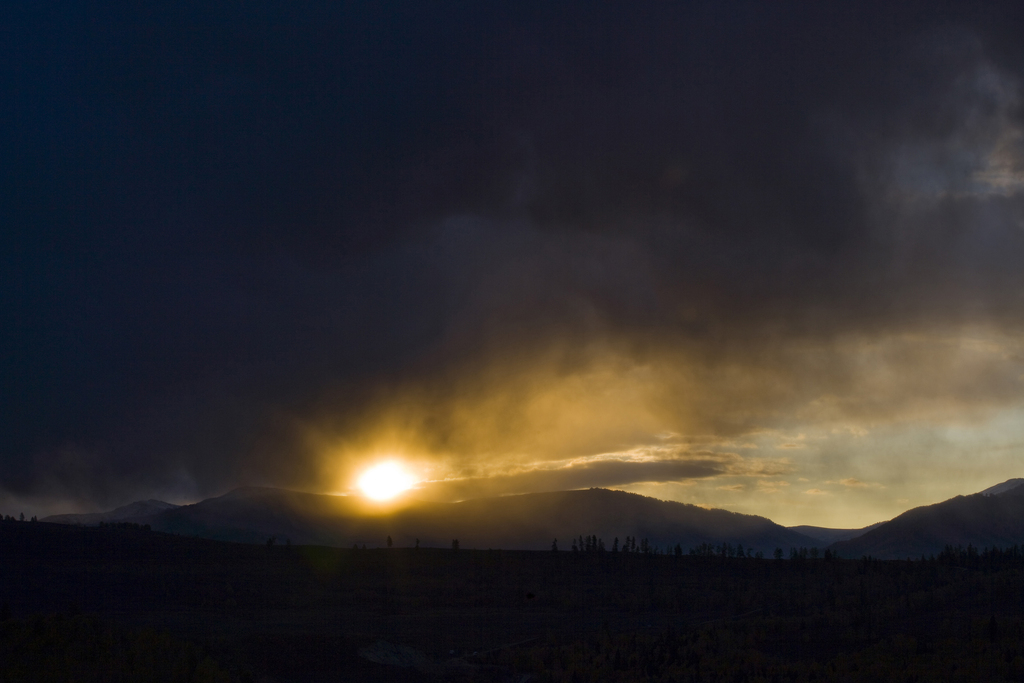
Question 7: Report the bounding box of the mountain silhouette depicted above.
[42,499,179,525]
[979,479,1024,496]
[830,479,1024,559]
[43,487,817,553]
[787,523,885,545]
[41,479,1024,558]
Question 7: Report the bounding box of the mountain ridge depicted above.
[830,482,1024,559]
[43,487,817,553]
[42,499,179,526]
[43,478,1024,557]
[979,479,1024,497]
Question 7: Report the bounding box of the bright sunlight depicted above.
[357,461,416,501]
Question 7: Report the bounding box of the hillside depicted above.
[787,522,885,545]
[831,482,1024,559]
[42,499,180,525]
[44,487,818,553]
[48,480,1024,558]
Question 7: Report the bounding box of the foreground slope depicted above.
[831,480,1024,559]
[5,516,1024,683]
[45,487,817,553]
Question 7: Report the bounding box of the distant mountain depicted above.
[831,480,1024,559]
[979,479,1024,496]
[48,479,1024,558]
[787,522,885,545]
[42,499,179,526]
[44,487,818,553]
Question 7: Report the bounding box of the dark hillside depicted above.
[42,499,179,526]
[170,487,816,553]
[45,487,818,554]
[406,488,818,553]
[832,485,1024,559]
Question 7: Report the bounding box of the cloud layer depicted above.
[2,2,1024,521]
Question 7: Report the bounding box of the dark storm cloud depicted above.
[3,1,1024,513]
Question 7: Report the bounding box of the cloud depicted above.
[804,489,829,495]
[756,481,791,494]
[415,457,726,502]
[884,51,1024,200]
[832,425,869,437]
[411,448,791,502]
[823,478,884,489]
[3,3,1024,524]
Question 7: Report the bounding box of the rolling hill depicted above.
[830,480,1024,559]
[43,487,818,554]
[42,499,180,526]
[46,479,1024,558]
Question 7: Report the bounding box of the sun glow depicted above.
[357,461,417,501]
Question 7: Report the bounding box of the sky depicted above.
[3,1,1024,526]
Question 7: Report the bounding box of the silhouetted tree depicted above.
[19,513,24,522]
[415,538,420,549]
[613,537,619,553]
[266,537,276,547]
[451,539,459,551]
[551,539,558,552]
[386,535,393,548]
[774,548,784,560]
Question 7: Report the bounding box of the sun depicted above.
[357,461,417,501]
